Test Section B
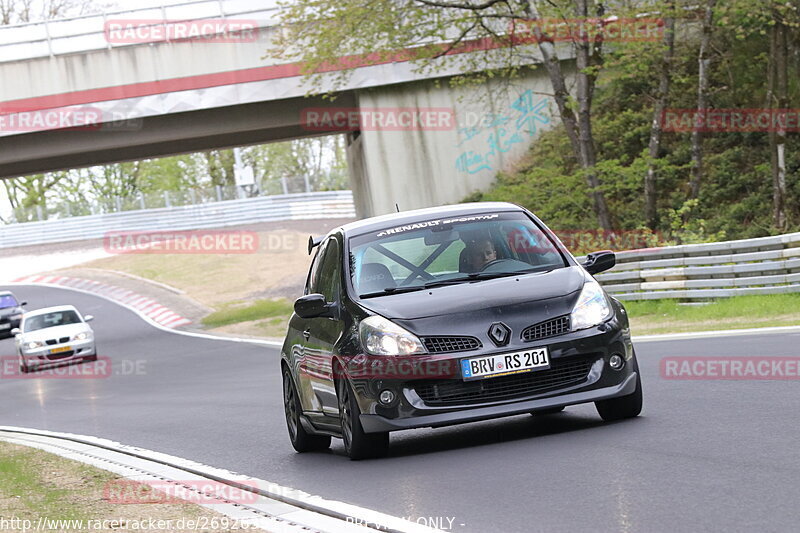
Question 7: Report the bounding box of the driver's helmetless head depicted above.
[468,239,497,270]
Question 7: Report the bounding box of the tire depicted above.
[18,352,30,374]
[595,372,643,422]
[282,369,331,453]
[531,406,565,416]
[338,380,389,460]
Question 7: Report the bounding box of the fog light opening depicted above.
[379,389,395,405]
[609,354,625,371]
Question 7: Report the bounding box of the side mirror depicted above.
[582,250,616,275]
[10,328,20,336]
[84,315,94,322]
[19,301,27,306]
[294,294,333,319]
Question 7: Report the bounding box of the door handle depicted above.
[302,329,311,341]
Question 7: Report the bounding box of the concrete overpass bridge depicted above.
[0,0,562,217]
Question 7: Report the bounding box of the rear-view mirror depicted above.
[582,250,616,275]
[294,294,333,319]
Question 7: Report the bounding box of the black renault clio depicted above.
[281,202,642,459]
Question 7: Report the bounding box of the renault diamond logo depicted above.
[488,322,511,347]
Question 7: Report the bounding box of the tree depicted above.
[272,0,650,229]
[687,0,717,204]
[644,0,676,230]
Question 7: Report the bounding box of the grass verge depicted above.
[626,293,800,335]
[0,441,265,532]
[202,299,294,329]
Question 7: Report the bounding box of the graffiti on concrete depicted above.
[455,90,550,175]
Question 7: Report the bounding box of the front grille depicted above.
[422,336,482,353]
[412,357,594,406]
[522,316,571,342]
[45,336,70,346]
[47,351,75,360]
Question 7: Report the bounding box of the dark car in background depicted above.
[0,291,26,338]
[281,202,642,460]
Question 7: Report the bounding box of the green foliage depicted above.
[475,0,800,241]
[201,298,295,328]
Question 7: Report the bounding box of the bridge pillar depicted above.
[349,70,558,217]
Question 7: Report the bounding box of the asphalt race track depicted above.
[2,284,799,533]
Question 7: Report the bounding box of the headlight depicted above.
[73,332,91,341]
[25,341,44,350]
[359,315,425,356]
[571,280,612,331]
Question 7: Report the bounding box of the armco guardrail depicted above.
[0,191,355,249]
[586,232,800,300]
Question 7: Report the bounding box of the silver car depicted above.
[13,305,96,374]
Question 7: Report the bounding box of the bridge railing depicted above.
[0,190,355,249]
[0,0,280,64]
[580,233,800,300]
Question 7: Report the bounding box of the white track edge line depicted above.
[9,282,796,346]
[4,282,283,347]
[0,426,441,533]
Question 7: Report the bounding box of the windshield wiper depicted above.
[359,268,555,298]
[359,285,428,298]
[423,268,549,288]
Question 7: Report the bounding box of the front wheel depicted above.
[338,380,389,460]
[595,372,643,422]
[283,370,331,453]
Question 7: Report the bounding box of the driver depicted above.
[466,238,497,271]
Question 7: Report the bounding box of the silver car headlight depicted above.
[25,341,44,350]
[571,280,612,331]
[359,315,425,356]
[73,332,91,341]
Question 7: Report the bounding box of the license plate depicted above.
[0,324,9,330]
[461,348,550,381]
[50,346,72,354]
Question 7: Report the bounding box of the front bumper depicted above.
[361,372,637,432]
[20,339,96,368]
[347,319,637,433]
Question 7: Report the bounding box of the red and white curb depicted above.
[12,275,191,329]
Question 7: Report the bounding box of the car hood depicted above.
[0,307,22,318]
[19,324,91,342]
[357,266,589,336]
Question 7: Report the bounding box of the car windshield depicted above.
[349,211,567,297]
[0,295,18,308]
[23,310,82,332]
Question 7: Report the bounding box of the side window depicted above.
[314,238,342,302]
